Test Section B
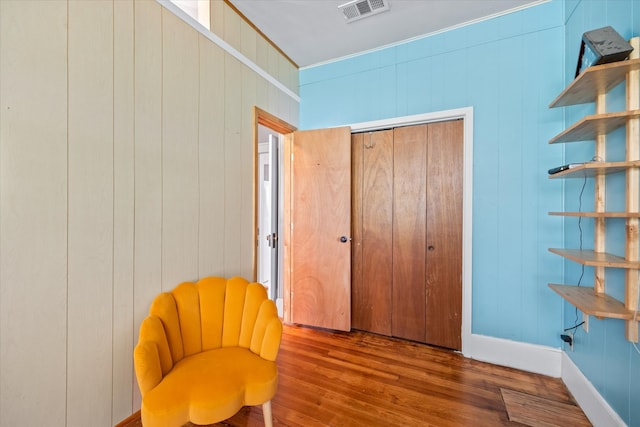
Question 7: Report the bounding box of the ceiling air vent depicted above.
[338,0,390,23]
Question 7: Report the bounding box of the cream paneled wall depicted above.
[0,1,299,426]
[211,0,299,100]
[0,1,68,426]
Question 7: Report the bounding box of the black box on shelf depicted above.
[575,26,634,77]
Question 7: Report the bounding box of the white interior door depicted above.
[257,144,271,289]
[267,135,279,300]
[257,135,280,301]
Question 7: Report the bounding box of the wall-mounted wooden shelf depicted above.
[548,40,640,342]
[547,161,640,178]
[549,248,640,268]
[549,211,640,218]
[549,284,635,320]
[549,58,640,108]
[549,110,640,144]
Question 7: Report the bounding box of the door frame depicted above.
[349,107,474,357]
[252,107,296,284]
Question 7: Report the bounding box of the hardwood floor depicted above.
[119,324,590,427]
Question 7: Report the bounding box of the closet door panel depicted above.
[426,120,463,350]
[352,131,393,335]
[351,134,365,328]
[392,125,427,342]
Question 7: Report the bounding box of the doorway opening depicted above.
[257,132,282,311]
[253,107,297,316]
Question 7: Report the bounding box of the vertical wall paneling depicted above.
[465,42,501,335]
[67,1,114,424]
[0,1,68,425]
[161,11,200,287]
[267,45,280,84]
[496,36,524,340]
[224,54,243,276]
[256,38,270,107]
[279,84,292,127]
[269,84,281,123]
[133,0,163,361]
[112,0,136,420]
[268,46,281,114]
[278,56,291,120]
[289,91,299,127]
[519,30,541,342]
[198,36,226,278]
[223,3,242,55]
[0,1,299,423]
[240,19,257,65]
[241,66,257,280]
[256,77,268,113]
[209,0,224,38]
[256,75,270,115]
[280,55,294,96]
[238,17,260,280]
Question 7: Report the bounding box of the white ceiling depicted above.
[228,0,547,68]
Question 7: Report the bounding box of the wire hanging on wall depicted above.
[565,175,588,334]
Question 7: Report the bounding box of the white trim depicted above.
[561,352,627,427]
[349,107,474,355]
[156,0,301,103]
[467,334,562,377]
[349,108,472,133]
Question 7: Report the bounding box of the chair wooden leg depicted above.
[262,400,273,427]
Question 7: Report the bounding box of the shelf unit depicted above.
[548,39,640,343]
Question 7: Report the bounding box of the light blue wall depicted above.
[300,0,640,422]
[562,1,640,425]
[300,0,567,347]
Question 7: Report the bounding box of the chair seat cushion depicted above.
[141,347,278,427]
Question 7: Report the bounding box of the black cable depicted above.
[567,175,588,333]
[578,174,586,252]
[564,321,585,333]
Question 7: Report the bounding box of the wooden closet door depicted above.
[351,131,393,335]
[392,125,427,342]
[426,120,463,350]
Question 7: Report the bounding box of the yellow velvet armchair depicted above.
[134,276,283,427]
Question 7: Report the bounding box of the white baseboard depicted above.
[465,333,562,377]
[463,334,626,426]
[561,352,626,427]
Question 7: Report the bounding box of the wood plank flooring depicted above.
[119,324,589,427]
[501,388,591,426]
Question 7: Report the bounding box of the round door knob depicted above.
[340,236,350,243]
